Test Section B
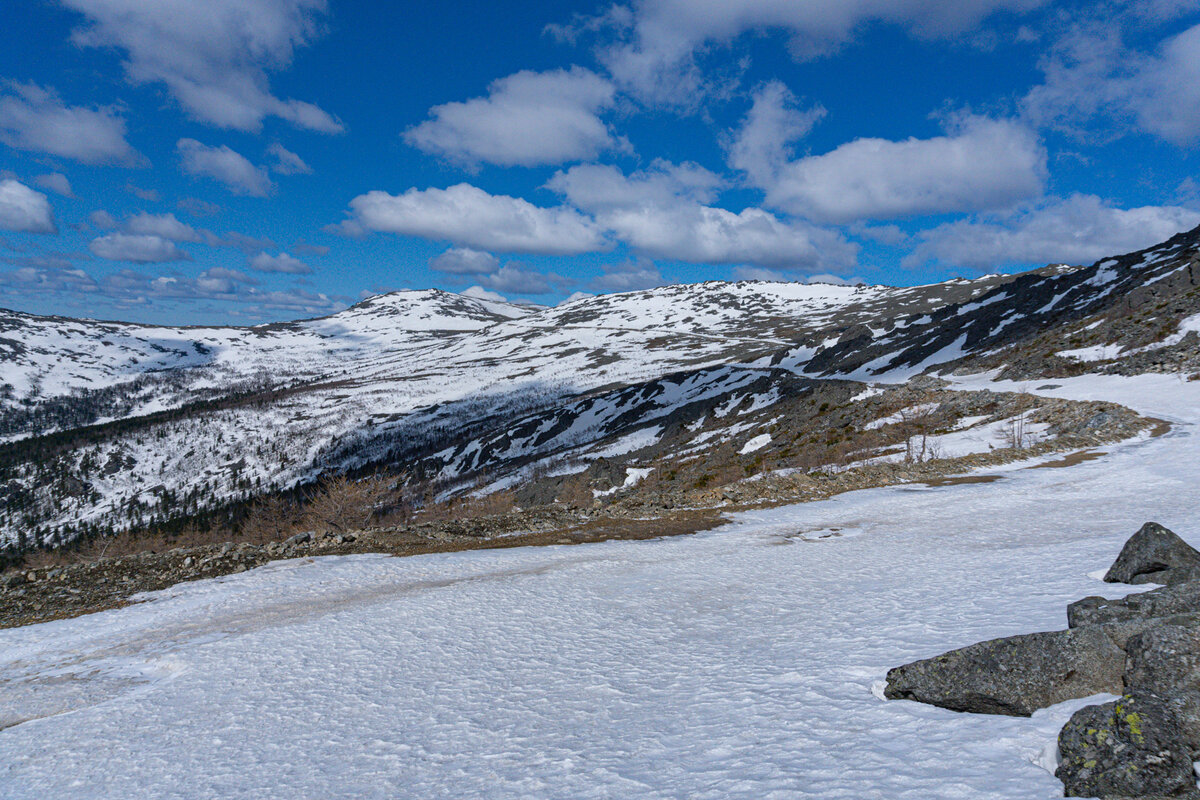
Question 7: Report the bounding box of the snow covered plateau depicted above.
[1,373,1197,799]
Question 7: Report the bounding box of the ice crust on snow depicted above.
[2,374,1199,798]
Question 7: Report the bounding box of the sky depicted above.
[1,0,1199,325]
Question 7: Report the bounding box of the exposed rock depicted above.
[1070,582,1200,627]
[1105,522,1200,586]
[284,531,313,546]
[1125,624,1200,755]
[1056,694,1196,799]
[884,626,1127,716]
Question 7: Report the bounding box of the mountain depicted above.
[2,225,1199,548]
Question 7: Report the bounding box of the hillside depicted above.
[1,224,1199,550]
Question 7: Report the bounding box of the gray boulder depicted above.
[884,626,1126,716]
[1125,624,1200,755]
[1104,522,1200,586]
[1070,582,1200,627]
[1056,694,1196,799]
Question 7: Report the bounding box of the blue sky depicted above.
[1,0,1199,324]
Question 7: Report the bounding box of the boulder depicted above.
[1125,624,1200,755]
[1056,694,1196,799]
[1070,582,1200,627]
[1104,522,1200,585]
[884,626,1127,716]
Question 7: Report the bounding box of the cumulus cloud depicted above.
[471,263,563,295]
[125,183,161,202]
[549,162,858,270]
[0,82,141,165]
[404,68,624,167]
[34,173,74,198]
[89,210,118,229]
[178,138,273,197]
[345,183,607,255]
[1023,21,1200,145]
[758,117,1046,223]
[222,232,277,254]
[267,142,312,174]
[560,0,1046,104]
[546,160,723,209]
[61,0,342,133]
[727,81,826,186]
[461,285,509,303]
[906,194,1200,269]
[89,233,188,263]
[0,179,57,234]
[249,251,311,273]
[429,247,500,275]
[588,258,666,291]
[125,212,204,242]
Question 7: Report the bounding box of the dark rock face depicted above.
[1069,582,1200,627]
[1104,522,1200,586]
[1125,624,1200,755]
[884,626,1126,716]
[1056,694,1196,799]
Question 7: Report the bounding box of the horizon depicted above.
[2,0,1199,325]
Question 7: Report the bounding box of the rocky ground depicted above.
[886,522,1200,799]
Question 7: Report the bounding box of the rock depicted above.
[183,556,193,568]
[884,626,1127,716]
[284,531,312,546]
[1070,581,1200,627]
[1056,694,1196,799]
[1104,522,1200,585]
[219,542,234,556]
[1125,624,1200,755]
[1,573,27,588]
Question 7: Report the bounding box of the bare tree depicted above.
[302,474,392,533]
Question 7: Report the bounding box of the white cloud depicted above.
[547,160,723,210]
[267,142,312,174]
[571,0,1046,104]
[727,80,825,186]
[429,247,500,275]
[249,251,311,273]
[588,259,666,291]
[1022,16,1200,146]
[346,183,607,255]
[906,194,1200,269]
[89,210,118,229]
[61,0,342,133]
[0,263,344,315]
[461,285,509,303]
[472,263,561,295]
[759,117,1045,223]
[0,83,141,165]
[34,173,74,198]
[0,179,57,234]
[549,162,857,269]
[125,212,203,242]
[404,68,623,167]
[558,291,595,305]
[178,197,222,217]
[89,233,188,262]
[178,138,273,197]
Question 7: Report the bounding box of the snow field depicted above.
[1,374,1198,798]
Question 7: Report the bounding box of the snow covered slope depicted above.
[2,373,1196,798]
[2,224,1199,545]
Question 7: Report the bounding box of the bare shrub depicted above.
[302,474,391,533]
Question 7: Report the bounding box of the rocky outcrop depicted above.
[1070,582,1200,628]
[884,626,1127,716]
[886,522,1200,798]
[1104,522,1200,586]
[1125,625,1200,756]
[1056,694,1196,799]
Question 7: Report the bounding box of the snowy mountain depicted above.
[2,224,1199,546]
